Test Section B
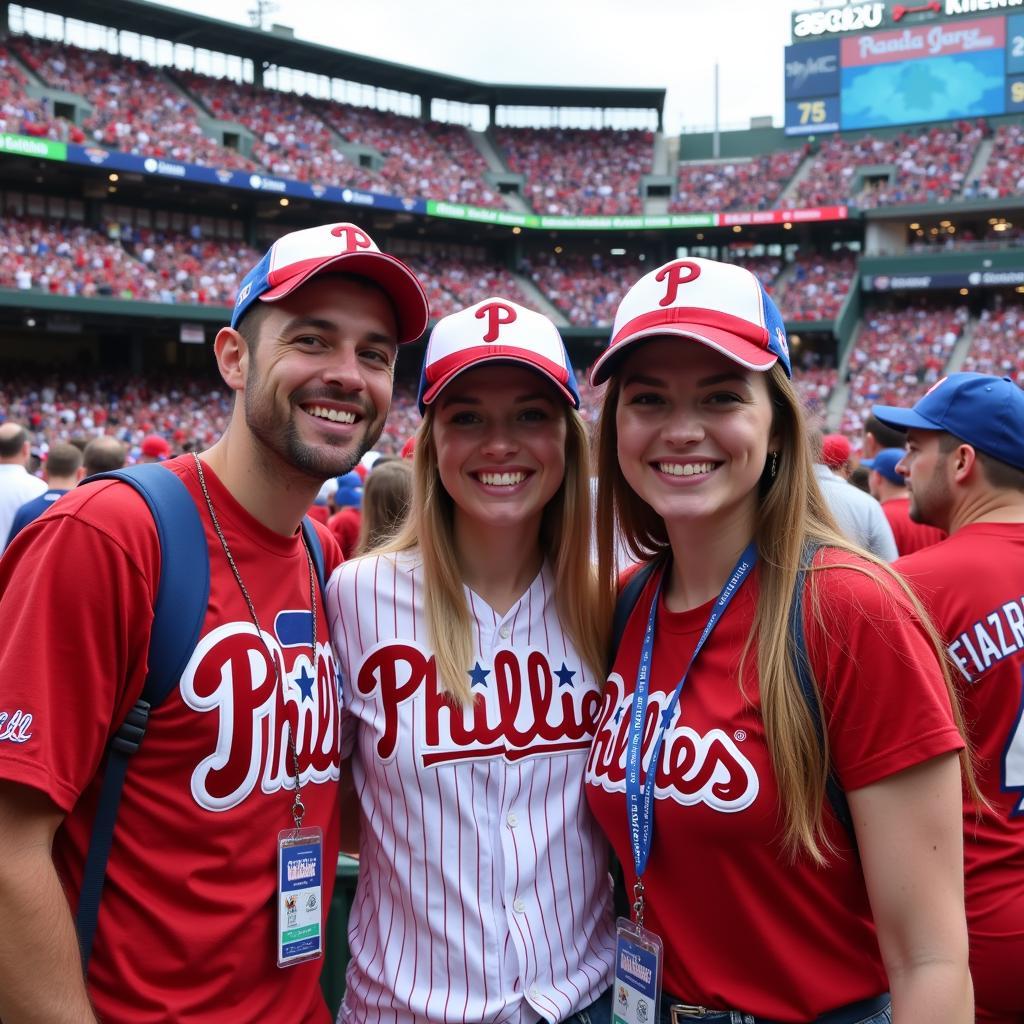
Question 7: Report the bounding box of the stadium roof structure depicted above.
[27,0,666,123]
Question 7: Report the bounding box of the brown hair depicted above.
[356,459,413,555]
[595,358,979,863]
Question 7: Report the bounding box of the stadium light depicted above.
[783,222,793,230]
[960,289,969,296]
[279,198,289,207]
[909,223,920,230]
[108,173,118,183]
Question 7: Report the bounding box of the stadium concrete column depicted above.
[420,93,432,121]
[0,4,8,40]
[253,61,265,88]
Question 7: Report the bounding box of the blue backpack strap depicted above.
[300,515,327,593]
[789,544,856,847]
[609,559,660,673]
[75,464,209,969]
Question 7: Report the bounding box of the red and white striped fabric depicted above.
[326,550,615,1024]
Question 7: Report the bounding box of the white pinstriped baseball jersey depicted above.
[326,550,615,1024]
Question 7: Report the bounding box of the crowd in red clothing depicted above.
[669,148,805,213]
[173,70,364,186]
[839,305,967,435]
[404,249,533,318]
[962,305,1024,385]
[307,99,505,209]
[495,127,652,216]
[770,251,856,322]
[793,365,838,420]
[0,215,259,305]
[795,123,984,209]
[520,252,639,327]
[970,123,1024,201]
[11,36,255,169]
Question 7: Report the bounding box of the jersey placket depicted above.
[490,607,549,1024]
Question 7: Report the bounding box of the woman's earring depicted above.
[769,451,779,479]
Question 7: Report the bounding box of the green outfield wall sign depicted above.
[425,200,718,231]
[0,134,67,160]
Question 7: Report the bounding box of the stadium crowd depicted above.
[770,250,856,321]
[962,304,1024,385]
[495,126,652,216]
[839,304,967,436]
[11,36,256,169]
[669,148,805,213]
[795,122,984,209]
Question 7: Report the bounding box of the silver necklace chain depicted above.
[192,452,317,830]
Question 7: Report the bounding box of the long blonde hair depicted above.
[595,359,978,863]
[380,403,606,704]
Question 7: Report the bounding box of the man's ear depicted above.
[214,326,249,392]
[951,443,978,484]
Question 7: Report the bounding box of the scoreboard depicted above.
[785,9,1024,134]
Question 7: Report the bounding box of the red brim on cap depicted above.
[260,251,429,345]
[591,311,777,386]
[421,347,577,408]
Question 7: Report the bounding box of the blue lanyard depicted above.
[625,543,758,879]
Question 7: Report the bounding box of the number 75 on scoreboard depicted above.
[785,96,840,135]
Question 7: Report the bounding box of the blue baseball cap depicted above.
[590,256,792,384]
[873,373,1024,472]
[860,448,905,486]
[230,222,429,344]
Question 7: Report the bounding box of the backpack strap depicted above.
[789,544,856,847]
[300,515,327,593]
[74,464,210,969]
[609,560,660,673]
[610,548,856,847]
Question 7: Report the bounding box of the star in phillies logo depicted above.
[330,224,373,252]
[356,640,600,767]
[179,619,341,812]
[655,260,701,307]
[475,300,517,343]
[585,675,759,812]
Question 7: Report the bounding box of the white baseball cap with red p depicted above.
[231,222,429,344]
[417,297,580,412]
[589,256,792,384]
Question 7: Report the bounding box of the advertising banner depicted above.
[0,134,66,160]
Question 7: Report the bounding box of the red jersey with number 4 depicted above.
[0,456,342,1023]
[897,523,1024,931]
[585,549,963,1021]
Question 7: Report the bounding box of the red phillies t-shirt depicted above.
[585,550,963,1021]
[881,495,946,556]
[0,456,342,1023]
[897,523,1024,930]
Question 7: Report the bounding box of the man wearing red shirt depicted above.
[862,446,946,555]
[0,223,429,1024]
[874,374,1024,1024]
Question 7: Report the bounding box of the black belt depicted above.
[667,992,890,1024]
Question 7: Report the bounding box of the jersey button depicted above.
[507,812,519,828]
[513,898,527,913]
[499,625,511,639]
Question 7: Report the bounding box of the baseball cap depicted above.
[873,373,1024,472]
[821,433,851,470]
[140,433,170,460]
[417,297,580,412]
[861,448,905,486]
[590,256,791,385]
[231,222,429,344]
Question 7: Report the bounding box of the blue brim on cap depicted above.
[870,404,942,433]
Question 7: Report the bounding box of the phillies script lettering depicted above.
[358,641,600,766]
[586,675,759,811]
[180,622,341,812]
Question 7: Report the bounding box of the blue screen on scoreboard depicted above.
[840,49,1006,130]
